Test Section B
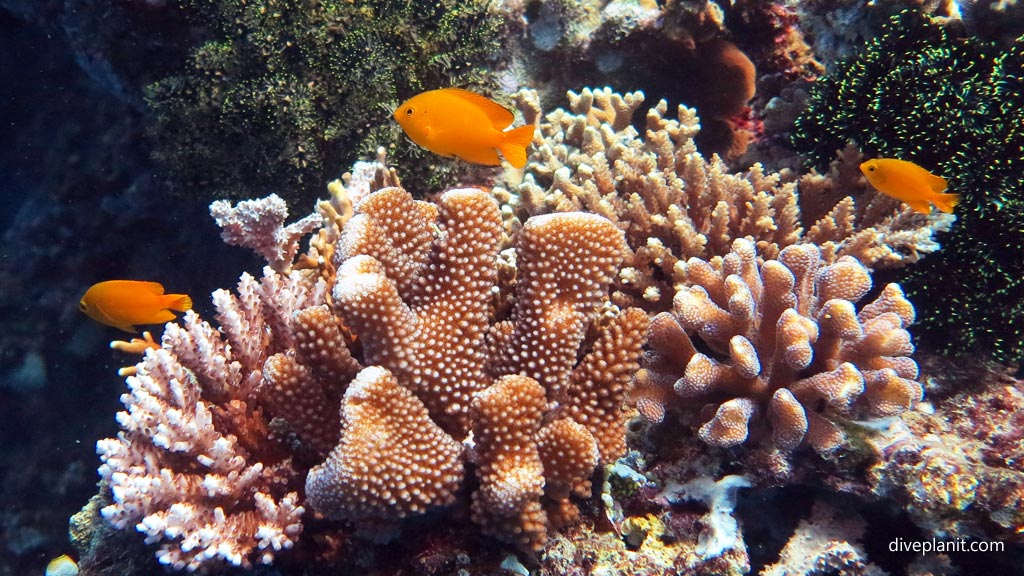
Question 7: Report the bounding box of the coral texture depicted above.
[93,180,647,569]
[97,305,315,569]
[868,359,1024,540]
[210,194,322,273]
[494,87,953,310]
[638,238,923,452]
[792,9,1024,364]
[305,366,465,521]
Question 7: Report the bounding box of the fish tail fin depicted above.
[499,124,535,168]
[931,192,960,214]
[167,294,193,312]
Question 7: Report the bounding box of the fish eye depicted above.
[405,107,414,116]
[868,166,876,171]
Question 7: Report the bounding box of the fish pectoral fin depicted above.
[117,324,137,333]
[926,172,948,193]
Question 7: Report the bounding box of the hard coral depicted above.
[89,178,648,570]
[869,360,1024,540]
[495,87,954,312]
[305,366,465,522]
[302,183,647,548]
[639,238,923,452]
[792,9,1024,365]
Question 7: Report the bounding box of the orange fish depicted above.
[79,280,192,332]
[859,158,960,214]
[393,88,535,168]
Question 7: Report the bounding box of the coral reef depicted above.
[868,356,1024,540]
[761,499,886,576]
[637,238,923,452]
[495,87,954,311]
[85,176,647,570]
[145,0,503,202]
[792,9,1024,365]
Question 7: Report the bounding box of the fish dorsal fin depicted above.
[132,280,166,295]
[926,171,948,193]
[441,88,514,129]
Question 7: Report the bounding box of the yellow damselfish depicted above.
[393,88,535,168]
[859,158,960,214]
[79,280,192,332]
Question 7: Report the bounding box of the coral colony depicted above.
[88,171,646,570]
[6,2,1024,574]
[70,86,1024,576]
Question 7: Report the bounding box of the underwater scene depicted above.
[1,1,1023,575]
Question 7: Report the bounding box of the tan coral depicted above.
[306,366,465,521]
[331,187,502,437]
[642,238,923,452]
[470,374,549,551]
[495,88,954,310]
[486,210,630,398]
[96,178,648,566]
[559,306,649,461]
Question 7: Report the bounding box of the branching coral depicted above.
[495,87,953,311]
[792,9,1024,365]
[91,177,647,569]
[96,283,320,570]
[636,238,923,452]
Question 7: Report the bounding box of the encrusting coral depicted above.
[89,169,647,570]
[635,238,923,452]
[494,87,955,311]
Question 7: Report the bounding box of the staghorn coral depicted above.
[792,9,1024,365]
[637,238,923,452]
[495,87,953,311]
[88,178,647,569]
